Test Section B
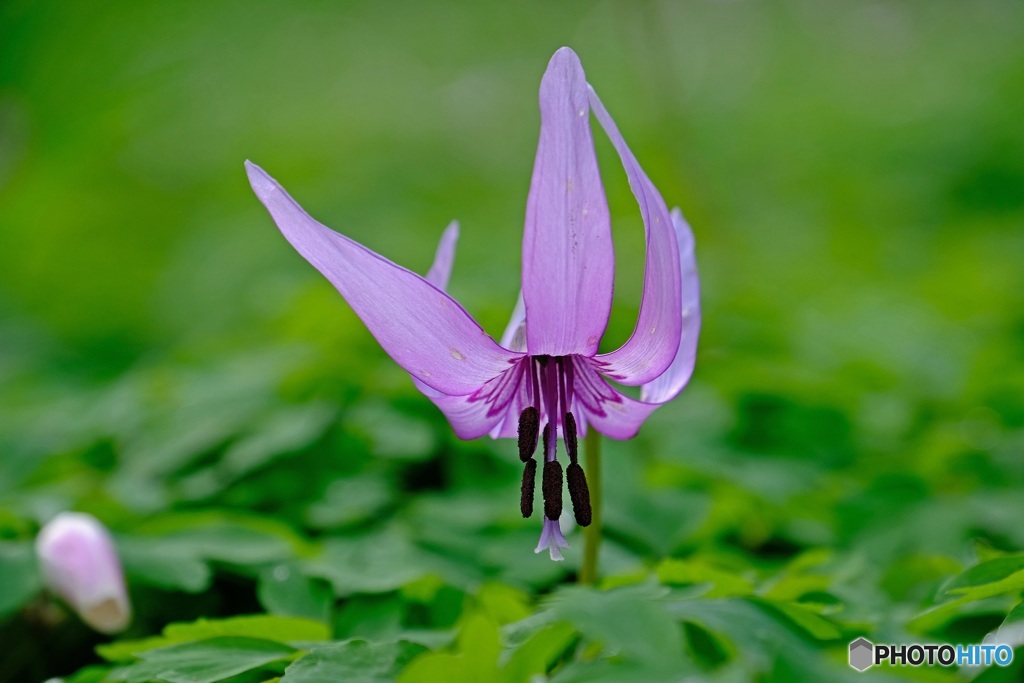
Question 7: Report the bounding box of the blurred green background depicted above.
[2,1,1023,681]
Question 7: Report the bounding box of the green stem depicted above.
[580,429,602,585]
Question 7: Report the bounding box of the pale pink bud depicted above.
[35,512,131,634]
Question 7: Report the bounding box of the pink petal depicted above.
[641,209,701,403]
[35,512,131,634]
[424,221,459,290]
[499,291,527,352]
[521,47,614,358]
[427,362,526,439]
[247,162,520,396]
[589,87,683,385]
[414,224,520,439]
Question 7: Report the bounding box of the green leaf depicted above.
[475,582,532,625]
[111,637,297,683]
[0,540,41,619]
[305,528,434,595]
[346,402,436,461]
[306,474,394,530]
[99,615,329,662]
[910,556,1024,632]
[655,558,754,598]
[1002,600,1024,626]
[257,564,334,624]
[397,612,501,683]
[748,598,843,641]
[163,615,330,643]
[500,622,575,683]
[281,640,426,683]
[118,537,212,593]
[220,403,336,479]
[548,585,683,668]
[944,556,1024,601]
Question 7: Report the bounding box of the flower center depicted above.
[516,355,591,527]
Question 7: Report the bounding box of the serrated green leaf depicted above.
[111,637,296,683]
[99,615,329,662]
[548,585,683,668]
[280,639,426,683]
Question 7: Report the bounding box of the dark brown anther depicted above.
[517,407,540,462]
[563,412,578,464]
[566,462,592,526]
[520,459,537,518]
[542,459,563,520]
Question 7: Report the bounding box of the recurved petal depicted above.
[640,209,700,403]
[247,162,520,396]
[589,86,682,385]
[521,47,614,358]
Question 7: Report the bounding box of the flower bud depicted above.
[35,512,131,634]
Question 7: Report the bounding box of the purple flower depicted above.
[35,512,131,633]
[247,47,700,560]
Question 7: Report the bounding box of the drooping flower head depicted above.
[247,47,700,560]
[35,512,132,633]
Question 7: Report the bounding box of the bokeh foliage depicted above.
[1,0,1023,681]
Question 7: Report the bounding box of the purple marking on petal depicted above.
[588,87,683,386]
[641,208,701,404]
[247,162,520,396]
[425,361,526,439]
[522,48,614,358]
[572,357,660,439]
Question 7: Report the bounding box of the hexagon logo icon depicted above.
[849,637,874,671]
